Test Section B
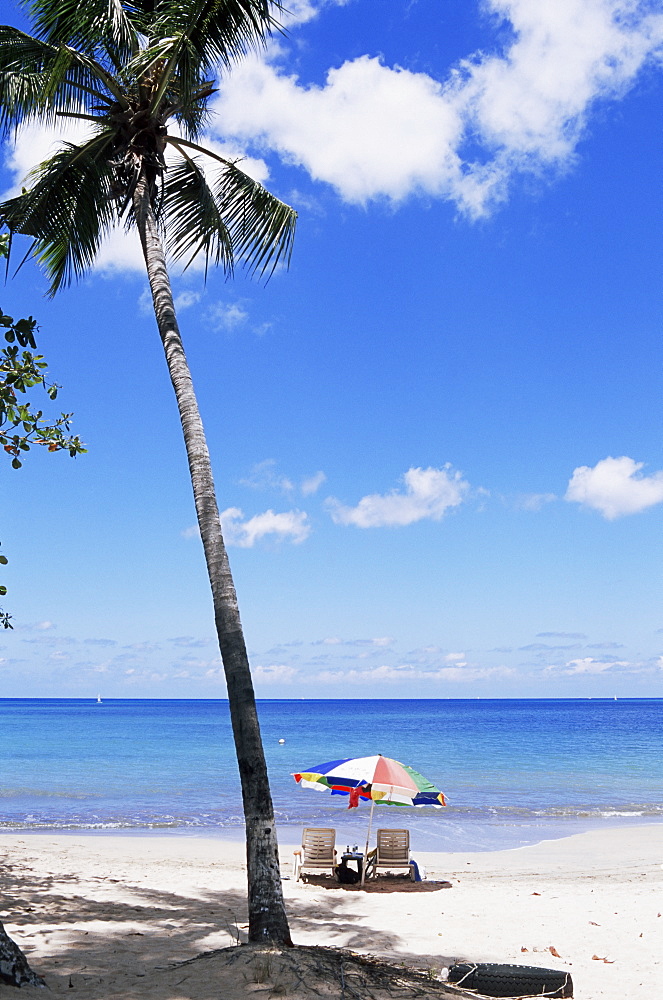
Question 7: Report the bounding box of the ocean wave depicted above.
[275,801,663,822]
[0,788,95,800]
[530,804,663,819]
[0,814,249,831]
[4,802,659,833]
[596,810,645,818]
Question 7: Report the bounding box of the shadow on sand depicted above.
[299,874,454,893]
[1,862,464,998]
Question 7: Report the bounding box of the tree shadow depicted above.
[299,874,454,893]
[1,861,461,996]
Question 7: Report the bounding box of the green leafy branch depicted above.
[0,321,86,467]
[0,234,86,627]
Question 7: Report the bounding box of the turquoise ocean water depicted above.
[1,699,661,851]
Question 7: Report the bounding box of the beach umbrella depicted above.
[292,754,446,883]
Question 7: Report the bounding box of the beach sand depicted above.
[1,824,661,998]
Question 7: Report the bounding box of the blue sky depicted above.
[1,0,661,698]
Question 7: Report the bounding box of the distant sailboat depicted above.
[96,694,102,704]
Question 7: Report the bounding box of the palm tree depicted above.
[0,919,44,987]
[0,0,296,945]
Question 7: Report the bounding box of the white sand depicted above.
[1,824,661,998]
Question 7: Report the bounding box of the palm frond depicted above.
[121,33,212,138]
[121,34,199,98]
[0,28,69,132]
[119,0,284,138]
[217,160,296,279]
[168,81,216,138]
[26,0,141,66]
[0,130,118,294]
[164,136,296,278]
[0,26,122,134]
[59,45,127,105]
[153,0,285,70]
[161,150,233,273]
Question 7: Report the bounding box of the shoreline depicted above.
[2,811,661,851]
[1,823,661,998]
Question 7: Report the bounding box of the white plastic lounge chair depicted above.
[293,827,337,881]
[367,828,415,881]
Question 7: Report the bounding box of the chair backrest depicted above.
[376,828,410,863]
[302,827,336,862]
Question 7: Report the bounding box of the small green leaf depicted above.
[11,457,22,469]
[0,555,7,565]
[14,318,37,349]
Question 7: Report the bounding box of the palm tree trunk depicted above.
[133,175,292,946]
[0,919,45,987]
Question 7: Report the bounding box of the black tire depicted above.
[448,963,573,998]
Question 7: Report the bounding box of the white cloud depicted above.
[314,663,514,684]
[555,656,630,674]
[537,631,587,639]
[327,465,469,528]
[172,656,219,671]
[565,456,663,519]
[207,301,250,332]
[312,636,394,648]
[516,492,557,511]
[241,462,326,495]
[183,507,310,546]
[220,506,311,547]
[95,227,145,274]
[4,0,661,277]
[2,120,89,197]
[141,284,202,316]
[201,138,270,185]
[170,635,213,648]
[240,459,294,493]
[301,471,327,496]
[212,0,663,213]
[138,288,153,315]
[252,663,299,683]
[277,0,328,27]
[174,290,201,311]
[212,53,466,206]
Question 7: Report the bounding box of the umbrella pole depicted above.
[361,798,375,887]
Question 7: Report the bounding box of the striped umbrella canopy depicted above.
[293,755,446,885]
[293,754,446,808]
